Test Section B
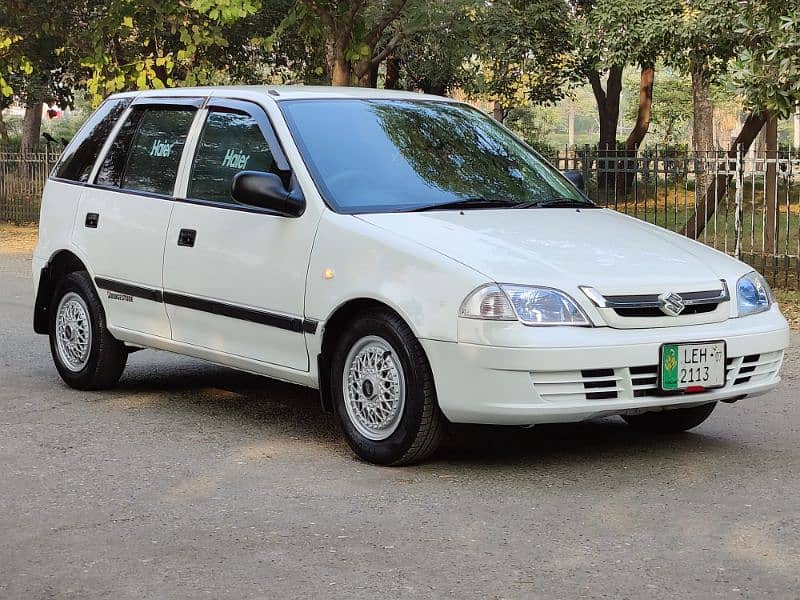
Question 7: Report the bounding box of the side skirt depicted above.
[108,325,319,390]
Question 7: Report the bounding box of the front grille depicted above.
[581,283,730,326]
[613,304,718,318]
[530,350,783,403]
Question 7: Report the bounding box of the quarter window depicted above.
[53,97,132,183]
[188,110,279,204]
[95,107,196,196]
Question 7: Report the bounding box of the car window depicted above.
[95,106,196,196]
[188,110,279,204]
[53,97,132,183]
[281,99,590,214]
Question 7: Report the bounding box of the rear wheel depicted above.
[330,309,444,465]
[49,271,127,390]
[622,402,717,432]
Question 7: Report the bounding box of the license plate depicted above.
[660,341,726,392]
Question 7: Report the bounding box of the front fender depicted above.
[305,212,485,342]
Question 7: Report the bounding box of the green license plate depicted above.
[660,341,726,392]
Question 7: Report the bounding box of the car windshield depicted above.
[280,99,593,214]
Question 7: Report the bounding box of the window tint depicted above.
[95,107,195,196]
[53,97,131,182]
[95,109,145,188]
[188,110,278,204]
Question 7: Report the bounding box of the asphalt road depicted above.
[1,249,799,600]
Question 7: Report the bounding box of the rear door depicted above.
[162,98,315,371]
[73,98,202,338]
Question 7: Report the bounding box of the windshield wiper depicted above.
[406,197,514,212]
[514,197,596,209]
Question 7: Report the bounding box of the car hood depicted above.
[357,208,741,294]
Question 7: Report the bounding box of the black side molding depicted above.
[93,277,318,335]
[95,277,163,302]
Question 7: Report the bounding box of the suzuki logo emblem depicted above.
[658,291,685,316]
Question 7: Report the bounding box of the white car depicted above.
[33,86,790,465]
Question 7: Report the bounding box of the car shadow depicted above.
[117,352,745,469]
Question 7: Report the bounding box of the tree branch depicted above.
[365,0,408,47]
[301,0,334,30]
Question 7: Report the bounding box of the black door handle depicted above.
[85,213,99,228]
[178,228,196,247]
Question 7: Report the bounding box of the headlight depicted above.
[736,271,772,317]
[460,284,591,326]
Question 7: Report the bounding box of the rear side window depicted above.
[95,106,196,196]
[188,110,279,204]
[53,97,132,183]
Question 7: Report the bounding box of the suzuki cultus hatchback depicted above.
[33,86,790,464]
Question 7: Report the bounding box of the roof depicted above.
[116,85,454,103]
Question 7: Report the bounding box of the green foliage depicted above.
[77,0,261,105]
[663,0,741,80]
[572,0,682,73]
[461,0,575,107]
[731,2,800,118]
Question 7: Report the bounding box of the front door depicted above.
[74,99,201,338]
[162,99,316,371]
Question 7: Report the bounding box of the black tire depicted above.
[48,271,127,390]
[622,402,717,433]
[330,309,445,465]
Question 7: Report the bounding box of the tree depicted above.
[0,0,78,150]
[682,1,800,239]
[296,0,413,86]
[572,0,680,151]
[392,0,474,95]
[74,0,261,105]
[460,0,574,122]
[625,69,692,147]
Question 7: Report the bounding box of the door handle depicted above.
[85,212,99,228]
[177,228,196,247]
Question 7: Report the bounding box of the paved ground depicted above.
[1,248,799,600]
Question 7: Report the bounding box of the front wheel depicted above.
[330,309,444,465]
[49,271,127,390]
[622,402,717,433]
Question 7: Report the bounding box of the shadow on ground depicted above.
[110,353,743,469]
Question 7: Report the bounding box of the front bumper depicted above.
[421,306,790,425]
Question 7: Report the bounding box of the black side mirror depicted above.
[231,171,305,217]
[562,169,585,192]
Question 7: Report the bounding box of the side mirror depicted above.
[231,171,305,217]
[562,169,585,192]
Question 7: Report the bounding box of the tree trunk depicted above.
[625,66,654,151]
[691,70,715,195]
[691,71,714,154]
[0,110,9,145]
[21,100,43,152]
[567,102,575,147]
[764,113,778,254]
[588,65,622,187]
[355,59,379,88]
[384,56,401,90]
[682,112,769,239]
[794,102,800,150]
[327,39,351,86]
[620,65,654,189]
[589,65,622,151]
[492,103,506,123]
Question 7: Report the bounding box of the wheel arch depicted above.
[316,297,421,413]
[33,250,90,334]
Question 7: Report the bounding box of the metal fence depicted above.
[1,146,799,288]
[550,146,800,289]
[0,151,59,224]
